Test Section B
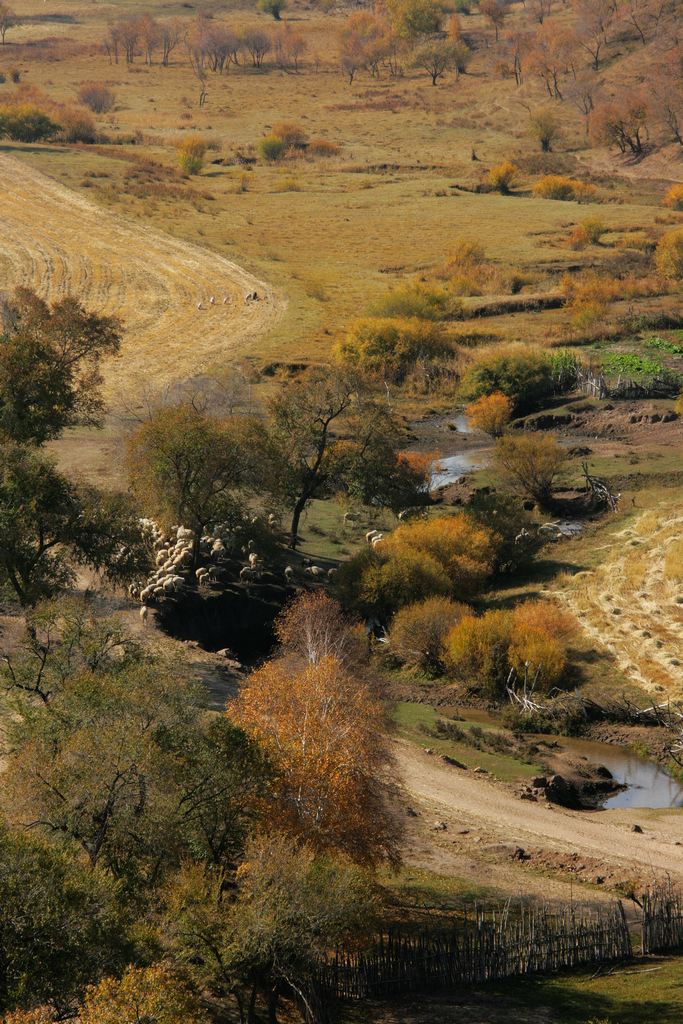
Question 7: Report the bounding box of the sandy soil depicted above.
[396,739,683,885]
[0,151,284,406]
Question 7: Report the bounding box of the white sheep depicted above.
[222,295,229,304]
[195,567,208,580]
[209,295,216,305]
[366,529,381,544]
[140,606,149,623]
[284,565,295,582]
[248,552,259,568]
[371,534,384,548]
[240,566,256,582]
[327,568,337,579]
[344,511,360,524]
[305,565,324,577]
[197,301,204,310]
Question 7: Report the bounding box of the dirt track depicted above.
[397,739,683,882]
[0,151,283,404]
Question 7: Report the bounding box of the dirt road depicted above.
[397,739,683,881]
[0,151,283,404]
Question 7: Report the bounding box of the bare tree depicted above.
[241,28,271,68]
[0,2,16,45]
[160,18,184,66]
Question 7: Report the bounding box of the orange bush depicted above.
[465,391,513,436]
[533,175,596,202]
[389,595,469,672]
[664,184,683,211]
[387,514,496,596]
[445,610,513,697]
[655,228,683,280]
[486,160,518,194]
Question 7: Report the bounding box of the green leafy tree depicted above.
[0,105,57,141]
[126,404,247,565]
[251,370,424,547]
[1,657,269,888]
[258,0,287,19]
[0,444,146,605]
[459,345,554,413]
[0,288,121,444]
[385,0,442,40]
[165,835,379,1022]
[0,827,128,1015]
[411,40,458,85]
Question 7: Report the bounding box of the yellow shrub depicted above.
[388,595,470,672]
[176,134,207,175]
[655,228,683,280]
[387,514,497,595]
[487,160,518,194]
[664,184,683,211]
[533,175,596,202]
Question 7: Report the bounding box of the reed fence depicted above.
[642,885,683,955]
[316,902,631,1000]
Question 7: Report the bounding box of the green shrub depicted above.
[459,345,554,413]
[0,104,59,142]
[258,133,286,161]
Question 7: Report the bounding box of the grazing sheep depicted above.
[371,534,384,548]
[284,565,295,582]
[240,566,256,582]
[305,565,324,577]
[197,302,203,310]
[366,529,381,544]
[268,513,278,527]
[247,539,256,552]
[248,552,259,568]
[343,511,360,524]
[140,606,149,623]
[222,295,229,304]
[195,567,208,580]
[327,568,337,580]
[209,295,216,305]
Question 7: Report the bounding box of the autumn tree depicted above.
[529,0,553,23]
[652,47,683,146]
[592,92,649,155]
[259,0,287,19]
[465,391,513,436]
[126,404,247,565]
[275,591,366,668]
[528,106,561,151]
[80,965,209,1024]
[655,228,683,280]
[0,2,16,44]
[460,344,554,412]
[480,0,507,41]
[337,317,453,380]
[160,18,183,66]
[234,654,398,865]
[136,13,161,64]
[0,288,120,444]
[529,24,575,100]
[573,0,615,71]
[338,12,390,82]
[495,433,567,504]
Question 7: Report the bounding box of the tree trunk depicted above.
[247,984,258,1024]
[289,497,307,549]
[267,988,279,1024]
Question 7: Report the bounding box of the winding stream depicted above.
[558,735,683,811]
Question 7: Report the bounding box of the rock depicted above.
[441,754,468,769]
[545,774,582,809]
[457,829,470,835]
[532,776,548,788]
[473,766,487,774]
[594,876,605,885]
[520,792,538,801]
[512,847,527,860]
[522,499,535,511]
[631,824,643,834]
[433,821,448,831]
[595,765,613,780]
[406,807,418,817]
[423,748,434,755]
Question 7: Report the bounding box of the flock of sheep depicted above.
[196,291,259,311]
[129,515,335,623]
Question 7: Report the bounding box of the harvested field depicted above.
[0,151,283,405]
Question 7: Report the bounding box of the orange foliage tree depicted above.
[80,964,209,1024]
[233,651,399,865]
[465,392,513,437]
[495,434,567,505]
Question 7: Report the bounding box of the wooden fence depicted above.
[576,368,680,400]
[316,902,631,1000]
[642,886,683,955]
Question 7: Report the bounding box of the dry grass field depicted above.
[2,0,681,393]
